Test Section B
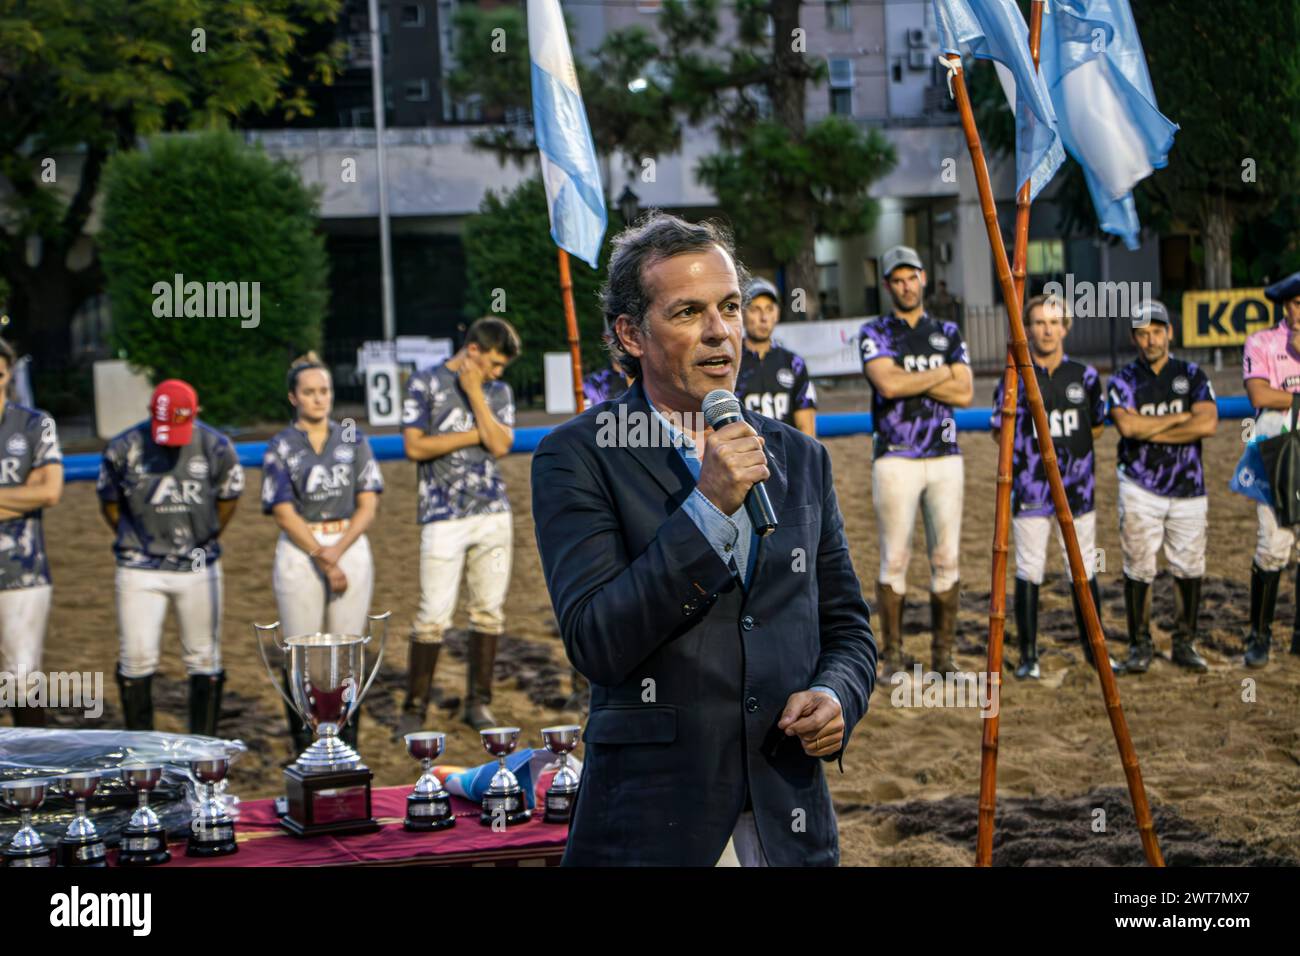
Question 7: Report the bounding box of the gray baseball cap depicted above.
[1132,299,1171,328]
[747,277,780,304]
[882,245,925,278]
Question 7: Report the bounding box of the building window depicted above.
[826,1,852,33]
[405,78,430,102]
[1027,238,1066,275]
[828,58,854,115]
[401,4,424,27]
[830,88,852,115]
[637,0,662,12]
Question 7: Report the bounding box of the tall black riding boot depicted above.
[1122,577,1153,674]
[393,639,442,741]
[117,669,155,730]
[1292,566,1300,656]
[1013,578,1040,679]
[188,671,225,737]
[1072,577,1125,673]
[1244,563,1281,668]
[1171,577,1209,672]
[462,631,500,731]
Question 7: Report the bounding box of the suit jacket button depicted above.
[746,696,759,713]
[741,615,755,630]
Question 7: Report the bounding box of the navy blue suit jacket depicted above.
[531,380,876,866]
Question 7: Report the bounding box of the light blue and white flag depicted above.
[934,0,1065,200]
[1040,0,1178,249]
[529,0,606,268]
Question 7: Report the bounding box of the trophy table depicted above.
[254,612,389,838]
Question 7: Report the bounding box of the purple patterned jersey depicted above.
[860,313,969,459]
[735,344,817,427]
[583,367,628,406]
[1107,357,1216,498]
[990,358,1104,517]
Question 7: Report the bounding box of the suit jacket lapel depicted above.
[618,380,696,508]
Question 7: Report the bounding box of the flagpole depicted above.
[558,248,586,414]
[946,54,1165,867]
[978,0,1043,869]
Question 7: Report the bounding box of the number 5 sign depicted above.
[365,361,402,427]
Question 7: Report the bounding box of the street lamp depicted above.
[617,185,641,225]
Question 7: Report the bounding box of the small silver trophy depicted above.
[1,778,54,868]
[117,763,171,866]
[478,727,531,827]
[55,771,108,867]
[540,725,581,824]
[403,731,455,831]
[186,752,238,857]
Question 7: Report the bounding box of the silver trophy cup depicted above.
[540,725,581,824]
[55,771,108,867]
[1,778,54,868]
[118,763,170,866]
[478,727,531,826]
[404,731,455,831]
[186,752,238,857]
[254,613,390,772]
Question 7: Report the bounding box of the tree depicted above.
[461,176,614,402]
[975,0,1300,291]
[99,132,328,426]
[0,0,343,372]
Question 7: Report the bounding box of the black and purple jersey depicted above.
[583,368,628,407]
[990,357,1104,517]
[735,344,817,427]
[859,313,969,460]
[1107,357,1216,498]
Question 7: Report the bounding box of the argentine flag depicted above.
[1040,0,1178,250]
[934,0,1065,200]
[529,0,607,268]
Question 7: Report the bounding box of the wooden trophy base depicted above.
[282,765,381,838]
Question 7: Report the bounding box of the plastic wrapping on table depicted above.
[0,728,246,847]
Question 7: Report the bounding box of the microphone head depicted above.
[702,389,743,429]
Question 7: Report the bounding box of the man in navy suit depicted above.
[531,213,876,866]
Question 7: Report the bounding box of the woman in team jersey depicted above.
[262,354,384,753]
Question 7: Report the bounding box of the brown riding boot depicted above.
[930,583,961,673]
[394,638,442,741]
[874,582,906,678]
[462,631,500,731]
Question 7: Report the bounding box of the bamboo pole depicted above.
[947,57,1165,867]
[557,248,586,414]
[977,0,1042,869]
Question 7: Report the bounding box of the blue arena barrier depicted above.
[56,394,1259,483]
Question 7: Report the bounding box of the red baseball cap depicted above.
[150,379,197,446]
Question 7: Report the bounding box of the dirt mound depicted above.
[845,788,1298,866]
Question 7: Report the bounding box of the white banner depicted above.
[770,316,872,377]
[356,336,453,374]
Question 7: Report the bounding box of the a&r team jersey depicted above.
[859,313,969,460]
[261,421,384,521]
[990,357,1105,518]
[735,345,817,428]
[0,403,62,590]
[1108,357,1216,499]
[403,362,515,524]
[96,422,245,570]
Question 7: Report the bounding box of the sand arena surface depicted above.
[35,419,1300,865]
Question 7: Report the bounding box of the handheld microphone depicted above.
[702,389,778,537]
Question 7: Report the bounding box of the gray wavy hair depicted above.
[600,211,751,380]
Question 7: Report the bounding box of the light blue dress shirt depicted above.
[646,397,840,711]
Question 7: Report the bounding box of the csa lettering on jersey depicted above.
[860,313,968,460]
[734,345,816,428]
[1107,357,1215,499]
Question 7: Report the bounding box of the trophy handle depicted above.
[253,621,299,716]
[355,611,391,709]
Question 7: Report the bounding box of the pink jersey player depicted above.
[1244,322,1300,395]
